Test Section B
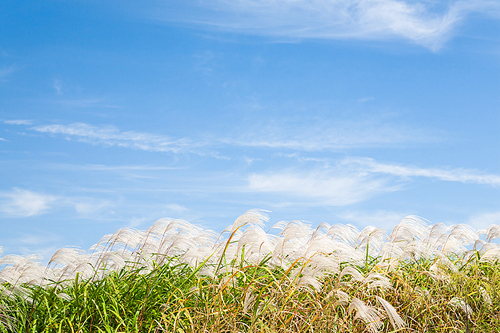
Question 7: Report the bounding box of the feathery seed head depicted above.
[449,297,473,316]
[348,298,383,333]
[327,224,359,244]
[376,296,405,330]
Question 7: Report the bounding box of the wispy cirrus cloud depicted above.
[346,157,500,186]
[468,212,500,228]
[8,231,62,259]
[247,157,500,206]
[225,118,438,151]
[56,98,122,108]
[2,119,34,125]
[148,0,500,49]
[72,200,114,216]
[76,164,180,171]
[0,188,57,218]
[248,170,396,206]
[31,122,194,153]
[5,117,438,153]
[166,203,188,213]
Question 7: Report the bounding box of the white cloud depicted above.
[83,164,179,171]
[18,246,59,261]
[468,212,500,228]
[12,235,61,260]
[129,217,149,228]
[52,164,182,172]
[358,97,375,103]
[337,210,406,228]
[248,170,395,205]
[347,157,500,186]
[74,200,113,215]
[56,98,121,108]
[166,204,188,213]
[151,0,500,49]
[0,137,6,142]
[2,119,33,125]
[32,122,193,153]
[16,232,61,246]
[0,188,56,217]
[246,156,500,206]
[9,117,437,153]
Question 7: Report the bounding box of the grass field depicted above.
[1,210,500,332]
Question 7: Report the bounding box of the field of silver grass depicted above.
[1,209,500,332]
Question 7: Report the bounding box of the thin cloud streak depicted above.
[6,121,500,188]
[166,204,189,213]
[56,99,122,109]
[247,157,500,206]
[224,119,438,151]
[50,163,183,172]
[32,123,193,153]
[150,0,500,49]
[72,200,114,216]
[248,171,396,206]
[2,119,33,125]
[347,157,500,186]
[7,118,437,153]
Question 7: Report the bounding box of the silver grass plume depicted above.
[357,226,386,253]
[479,247,500,263]
[228,209,269,234]
[375,296,405,330]
[449,297,473,316]
[297,274,323,291]
[476,224,500,242]
[485,224,500,242]
[243,289,256,314]
[2,209,500,312]
[479,286,492,305]
[236,225,276,264]
[0,304,16,333]
[334,290,350,305]
[389,215,429,243]
[363,273,393,291]
[348,297,383,333]
[327,224,359,244]
[340,266,364,282]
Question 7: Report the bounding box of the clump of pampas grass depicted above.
[1,209,500,332]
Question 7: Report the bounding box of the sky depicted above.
[1,0,499,260]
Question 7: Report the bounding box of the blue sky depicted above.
[1,0,499,259]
